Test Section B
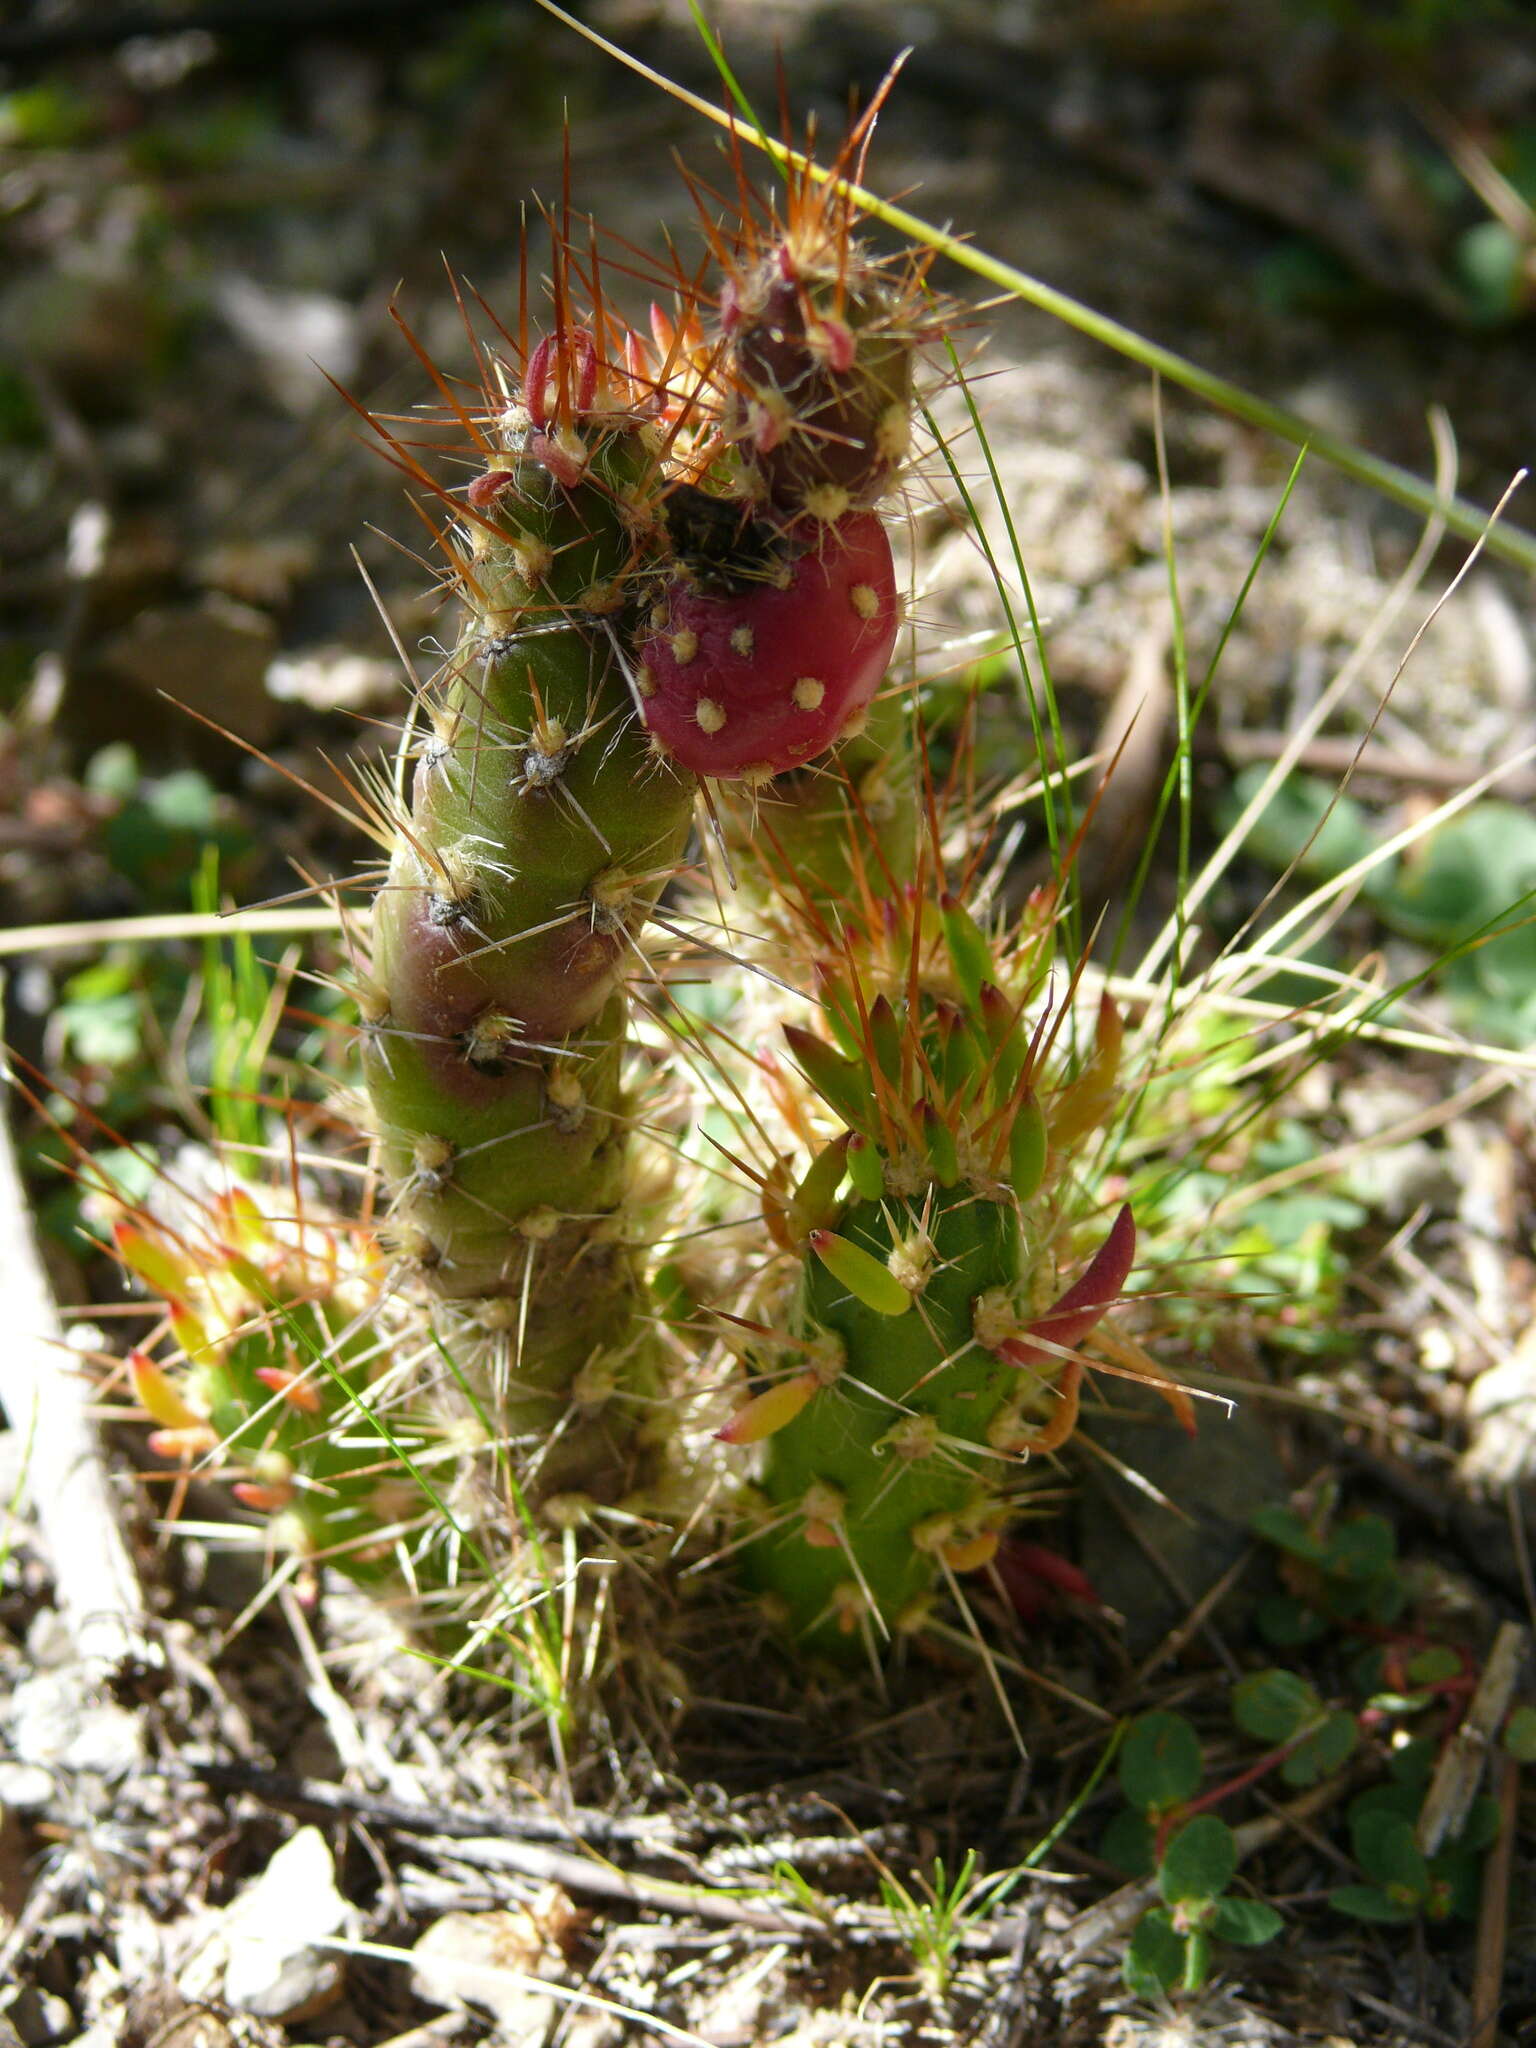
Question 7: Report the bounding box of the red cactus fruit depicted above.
[635,510,899,779]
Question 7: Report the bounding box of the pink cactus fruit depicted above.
[635,510,899,779]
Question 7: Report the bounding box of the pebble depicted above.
[410,1902,568,2034]
[177,1825,353,2023]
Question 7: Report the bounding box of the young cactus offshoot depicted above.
[719,828,1193,1662]
[113,1182,421,1589]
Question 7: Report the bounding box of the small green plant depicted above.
[1105,1712,1286,1998]
[1251,1501,1408,1646]
[1105,1713,1281,1997]
[1100,1500,1526,1996]
[1225,767,1536,1045]
[875,1849,1014,2001]
[1331,1741,1499,1925]
[1122,1813,1283,2001]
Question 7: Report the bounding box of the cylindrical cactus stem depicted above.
[361,326,698,1502]
[735,1182,1042,1653]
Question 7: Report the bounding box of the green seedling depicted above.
[876,1849,1013,2002]
[1331,1741,1500,1925]
[1123,1814,1283,2000]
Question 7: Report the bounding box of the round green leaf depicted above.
[1119,1712,1202,1814]
[1329,1883,1419,1924]
[1211,1896,1283,1946]
[1221,768,1377,884]
[1281,1709,1357,1787]
[1502,1704,1536,1763]
[1159,1815,1236,1906]
[1123,1911,1185,1999]
[1351,1811,1429,1895]
[1249,1503,1326,1562]
[1324,1514,1396,1582]
[1232,1668,1318,1743]
[1405,1646,1462,1686]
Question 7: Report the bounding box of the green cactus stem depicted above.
[359,324,698,1507]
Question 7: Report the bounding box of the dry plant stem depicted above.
[1469,1750,1520,2048]
[0,905,346,960]
[1222,731,1536,804]
[1417,1619,1529,1855]
[0,1060,148,1674]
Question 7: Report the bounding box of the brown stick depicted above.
[0,1060,148,1674]
[1469,1753,1520,2048]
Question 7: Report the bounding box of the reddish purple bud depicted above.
[992,1538,1101,1622]
[998,1204,1136,1374]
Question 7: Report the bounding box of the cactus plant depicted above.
[112,1183,422,1590]
[355,311,701,1519]
[97,106,1182,1678]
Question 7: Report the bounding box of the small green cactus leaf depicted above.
[915,1099,960,1187]
[790,1134,851,1237]
[717,1370,820,1445]
[1007,1090,1047,1202]
[939,892,994,1011]
[808,1229,913,1317]
[867,993,903,1084]
[847,1132,886,1201]
[782,1024,876,1131]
